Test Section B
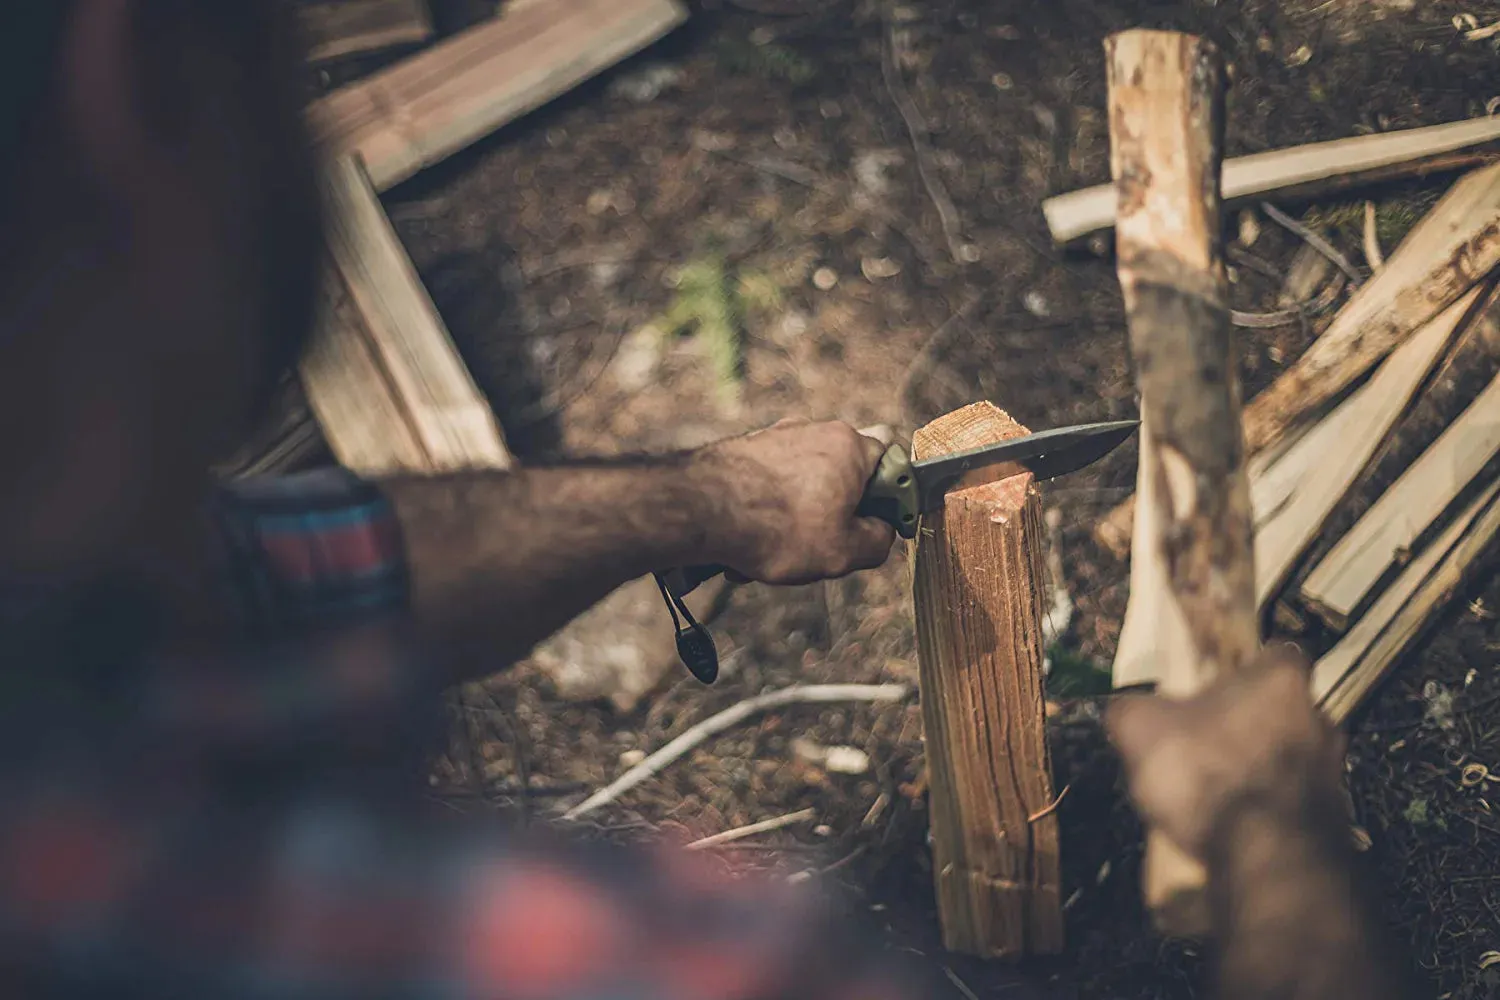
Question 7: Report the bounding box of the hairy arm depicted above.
[381,421,895,675]
[1108,650,1408,1000]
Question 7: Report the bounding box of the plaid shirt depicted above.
[0,468,924,999]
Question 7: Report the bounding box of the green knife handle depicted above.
[855,443,920,540]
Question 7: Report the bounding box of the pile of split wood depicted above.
[1056,117,1500,726]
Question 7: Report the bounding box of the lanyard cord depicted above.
[652,572,720,684]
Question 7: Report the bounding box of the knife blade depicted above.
[854,418,1141,537]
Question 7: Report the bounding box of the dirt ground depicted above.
[354,0,1500,995]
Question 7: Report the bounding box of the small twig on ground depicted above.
[943,966,983,1000]
[1464,17,1500,42]
[563,684,912,820]
[1364,200,1386,270]
[686,808,818,850]
[1232,306,1305,329]
[880,9,967,264]
[1231,268,1346,329]
[1261,202,1364,287]
[1226,245,1284,280]
[1027,783,1072,824]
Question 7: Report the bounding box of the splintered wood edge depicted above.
[914,401,1037,534]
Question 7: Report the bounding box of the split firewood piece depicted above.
[1105,30,1258,939]
[1300,366,1500,628]
[298,0,434,65]
[306,0,687,192]
[1315,478,1500,724]
[1243,162,1500,454]
[1253,286,1488,609]
[302,154,511,476]
[1096,161,1500,558]
[1043,115,1500,245]
[911,401,1062,959]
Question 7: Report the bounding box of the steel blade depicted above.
[911,419,1138,513]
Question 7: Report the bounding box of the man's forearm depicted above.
[1208,802,1406,1000]
[381,456,728,677]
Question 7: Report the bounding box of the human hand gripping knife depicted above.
[654,417,1139,683]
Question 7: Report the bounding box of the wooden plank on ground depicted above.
[911,402,1062,959]
[307,0,688,191]
[1314,478,1500,723]
[299,0,434,65]
[1299,366,1500,628]
[1105,30,1257,939]
[1252,287,1485,609]
[1043,116,1500,244]
[302,154,511,475]
[1097,162,1500,558]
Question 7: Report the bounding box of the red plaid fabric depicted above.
[0,468,930,999]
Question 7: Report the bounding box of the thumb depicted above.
[856,428,893,479]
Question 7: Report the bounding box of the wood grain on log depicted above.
[303,155,511,476]
[911,401,1062,959]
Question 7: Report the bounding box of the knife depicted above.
[655,418,1138,684]
[665,418,1139,600]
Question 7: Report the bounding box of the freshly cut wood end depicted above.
[912,400,1029,459]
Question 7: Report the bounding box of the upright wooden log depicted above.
[1106,31,1259,938]
[911,401,1062,959]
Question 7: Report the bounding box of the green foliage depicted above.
[715,37,816,85]
[659,250,784,406]
[1045,646,1113,698]
[1301,193,1440,256]
[1403,796,1448,831]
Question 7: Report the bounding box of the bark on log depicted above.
[911,401,1062,959]
[1106,30,1258,938]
